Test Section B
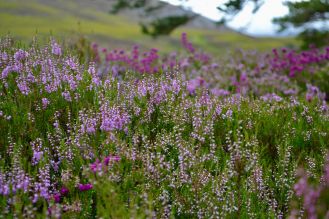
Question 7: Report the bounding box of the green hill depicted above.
[0,0,297,54]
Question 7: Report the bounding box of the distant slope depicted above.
[0,0,297,54]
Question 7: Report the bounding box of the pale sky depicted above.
[161,0,300,36]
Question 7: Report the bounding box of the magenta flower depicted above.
[90,159,101,173]
[60,186,69,196]
[53,193,61,203]
[103,155,121,165]
[78,183,93,191]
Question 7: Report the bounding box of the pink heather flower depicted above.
[180,58,190,69]
[294,177,307,197]
[103,155,121,165]
[324,155,329,185]
[91,42,98,49]
[240,72,248,83]
[90,159,101,173]
[211,63,219,69]
[78,183,93,192]
[306,92,313,102]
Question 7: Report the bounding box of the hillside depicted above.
[0,0,297,54]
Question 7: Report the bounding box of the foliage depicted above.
[110,0,148,14]
[273,0,329,49]
[141,15,194,38]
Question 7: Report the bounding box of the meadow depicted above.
[0,31,328,218]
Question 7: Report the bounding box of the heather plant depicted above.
[290,153,329,218]
[93,33,329,101]
[0,35,328,218]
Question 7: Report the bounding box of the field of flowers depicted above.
[0,33,329,218]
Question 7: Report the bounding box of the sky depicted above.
[161,0,299,36]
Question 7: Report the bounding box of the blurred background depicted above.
[0,0,328,54]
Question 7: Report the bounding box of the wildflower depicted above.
[32,151,43,165]
[211,88,230,97]
[62,90,72,102]
[51,41,62,56]
[187,77,206,94]
[14,49,28,62]
[103,155,121,165]
[60,187,69,196]
[293,177,307,197]
[1,66,11,79]
[90,159,101,173]
[78,183,93,192]
[42,98,50,109]
[53,193,61,203]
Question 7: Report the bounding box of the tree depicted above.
[111,0,329,48]
[273,0,329,49]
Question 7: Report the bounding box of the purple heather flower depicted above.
[1,66,11,79]
[306,92,313,102]
[62,91,72,102]
[187,77,206,94]
[14,49,28,62]
[53,193,61,203]
[112,65,120,77]
[211,88,230,97]
[283,89,297,95]
[51,41,62,56]
[2,184,10,196]
[78,183,93,192]
[32,151,43,165]
[66,58,77,70]
[260,93,282,102]
[294,177,307,197]
[42,98,50,109]
[100,106,130,132]
[240,72,248,83]
[60,187,69,196]
[17,81,30,95]
[103,155,121,165]
[90,159,101,173]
